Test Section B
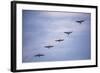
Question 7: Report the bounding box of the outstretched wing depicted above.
[55,39,64,42]
[45,46,54,48]
[76,20,85,24]
[64,32,72,35]
[34,54,44,57]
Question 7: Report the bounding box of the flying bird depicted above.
[64,32,72,35]
[44,45,54,48]
[34,54,44,57]
[76,20,85,24]
[55,39,64,42]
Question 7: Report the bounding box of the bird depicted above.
[76,20,85,24]
[34,54,44,57]
[64,32,72,35]
[55,39,64,42]
[44,45,54,49]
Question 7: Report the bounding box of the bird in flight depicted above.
[44,45,54,49]
[55,39,64,42]
[76,20,85,24]
[34,54,44,57]
[64,32,72,35]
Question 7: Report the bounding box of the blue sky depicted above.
[22,10,91,63]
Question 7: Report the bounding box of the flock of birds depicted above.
[34,20,85,57]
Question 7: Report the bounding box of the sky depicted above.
[22,10,91,63]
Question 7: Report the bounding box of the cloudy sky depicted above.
[22,10,91,63]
